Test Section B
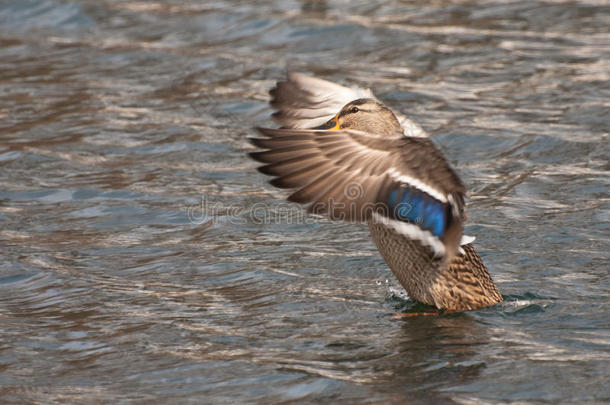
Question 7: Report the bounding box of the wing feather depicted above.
[270,73,374,129]
[250,127,465,258]
[270,73,427,137]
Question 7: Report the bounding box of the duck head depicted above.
[315,98,402,135]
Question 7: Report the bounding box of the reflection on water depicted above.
[0,0,609,403]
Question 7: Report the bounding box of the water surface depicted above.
[0,0,609,403]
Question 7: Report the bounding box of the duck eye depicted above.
[349,106,359,114]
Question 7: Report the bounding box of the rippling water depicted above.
[1,0,609,403]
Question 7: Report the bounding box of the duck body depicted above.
[369,221,502,311]
[250,73,502,312]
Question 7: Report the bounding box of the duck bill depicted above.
[314,117,340,130]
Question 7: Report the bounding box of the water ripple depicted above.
[0,0,608,403]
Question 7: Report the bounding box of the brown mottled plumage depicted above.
[369,222,502,311]
[249,73,503,312]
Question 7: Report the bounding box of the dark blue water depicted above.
[0,1,608,403]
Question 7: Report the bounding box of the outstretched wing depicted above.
[270,73,426,137]
[270,73,374,129]
[249,127,466,258]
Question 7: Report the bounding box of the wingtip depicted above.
[256,127,281,137]
[254,126,268,135]
[256,164,274,176]
[248,150,266,163]
[268,84,283,102]
[247,137,265,148]
[286,71,303,81]
[287,191,307,203]
[270,177,292,189]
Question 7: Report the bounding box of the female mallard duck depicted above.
[249,73,502,312]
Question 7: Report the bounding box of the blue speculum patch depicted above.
[387,186,446,237]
